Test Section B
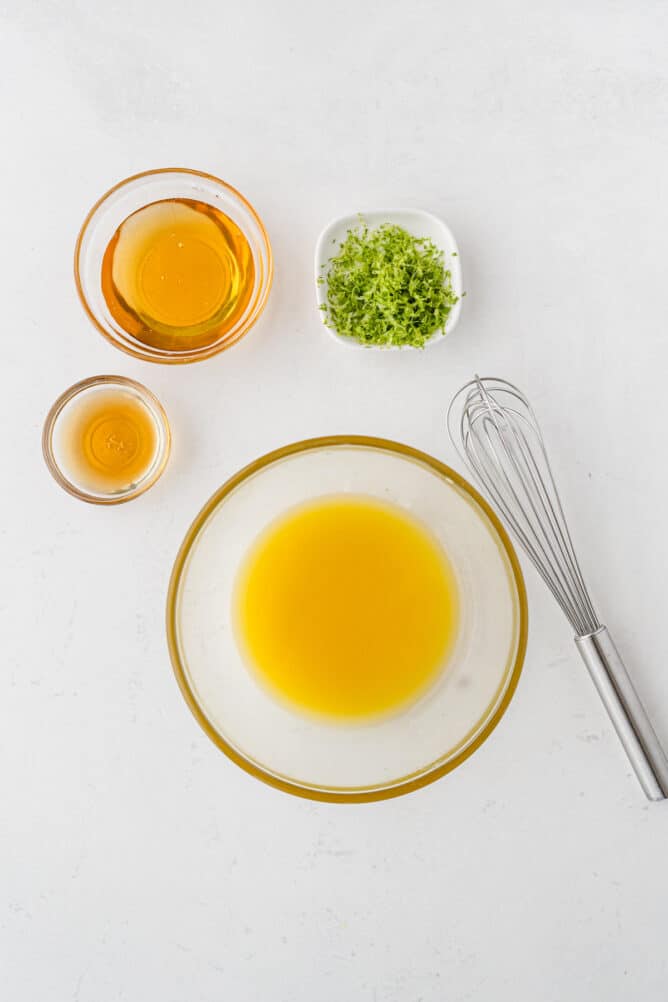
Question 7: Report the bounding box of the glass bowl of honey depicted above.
[74,169,273,364]
[167,436,528,802]
[43,375,171,504]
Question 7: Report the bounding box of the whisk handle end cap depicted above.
[575,627,668,802]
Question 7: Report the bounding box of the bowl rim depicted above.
[74,167,274,365]
[42,374,171,504]
[166,435,528,802]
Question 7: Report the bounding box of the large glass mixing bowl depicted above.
[167,437,527,802]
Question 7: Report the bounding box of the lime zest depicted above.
[321,221,458,348]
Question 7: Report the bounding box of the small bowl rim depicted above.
[74,167,274,365]
[314,207,463,351]
[42,374,171,505]
[166,435,528,802]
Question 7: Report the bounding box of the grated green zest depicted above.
[320,222,458,348]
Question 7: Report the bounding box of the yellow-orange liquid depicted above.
[101,198,255,352]
[235,495,459,721]
[58,389,158,494]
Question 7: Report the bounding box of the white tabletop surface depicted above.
[3,1,668,999]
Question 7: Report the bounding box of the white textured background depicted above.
[3,2,668,999]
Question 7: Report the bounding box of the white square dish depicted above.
[314,208,463,350]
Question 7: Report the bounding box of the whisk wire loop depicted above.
[448,376,600,636]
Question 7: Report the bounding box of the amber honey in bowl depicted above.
[101,198,255,353]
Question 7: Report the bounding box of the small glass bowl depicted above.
[74,168,273,364]
[42,375,171,504]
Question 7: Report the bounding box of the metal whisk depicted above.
[447,376,668,801]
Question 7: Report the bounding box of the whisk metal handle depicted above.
[575,628,668,801]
